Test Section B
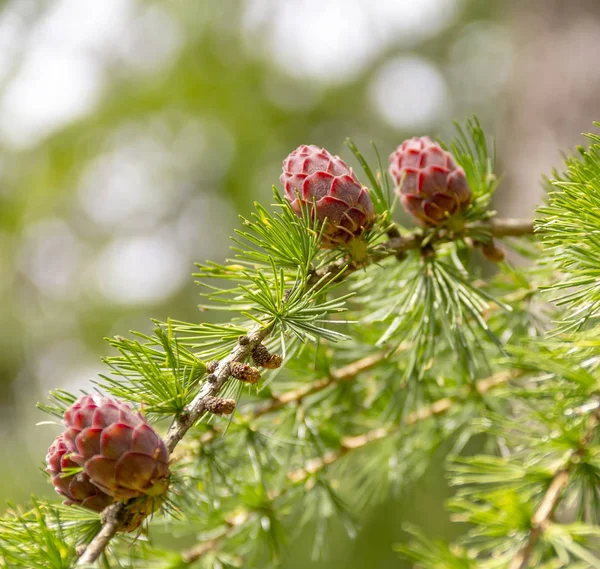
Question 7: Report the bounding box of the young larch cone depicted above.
[59,394,170,500]
[389,136,472,226]
[280,144,375,248]
[46,434,114,512]
[251,344,283,369]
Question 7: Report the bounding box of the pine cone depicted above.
[46,434,114,512]
[389,137,471,226]
[57,395,170,500]
[280,145,375,248]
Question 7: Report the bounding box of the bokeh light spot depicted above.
[449,22,513,104]
[369,56,448,129]
[94,234,189,305]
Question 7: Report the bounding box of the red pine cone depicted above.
[46,434,114,512]
[280,144,375,248]
[389,136,471,226]
[54,395,170,500]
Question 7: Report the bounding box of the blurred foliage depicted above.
[0,0,510,567]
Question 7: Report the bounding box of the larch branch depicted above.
[251,350,389,418]
[289,369,517,483]
[77,502,126,565]
[180,368,518,563]
[77,326,270,565]
[508,408,600,569]
[76,216,533,564]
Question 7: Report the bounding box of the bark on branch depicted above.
[77,327,270,565]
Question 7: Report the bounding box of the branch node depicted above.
[206,360,220,373]
[178,409,191,423]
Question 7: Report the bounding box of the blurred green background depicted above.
[1,0,600,566]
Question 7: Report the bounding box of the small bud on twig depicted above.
[252,344,283,369]
[204,396,236,415]
[206,360,219,373]
[238,335,250,346]
[230,362,261,384]
[480,241,506,263]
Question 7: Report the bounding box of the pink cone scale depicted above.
[46,394,170,503]
[389,136,472,226]
[280,145,375,248]
[46,434,114,512]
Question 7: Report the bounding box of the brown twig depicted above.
[488,218,535,238]
[180,511,251,564]
[383,218,534,255]
[251,350,389,418]
[508,408,600,569]
[79,348,387,564]
[77,502,127,565]
[307,217,535,288]
[76,217,534,564]
[164,327,271,452]
[289,369,517,483]
[190,349,393,454]
[78,326,270,565]
[180,368,519,563]
[207,292,520,440]
[181,536,224,564]
[507,471,569,569]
